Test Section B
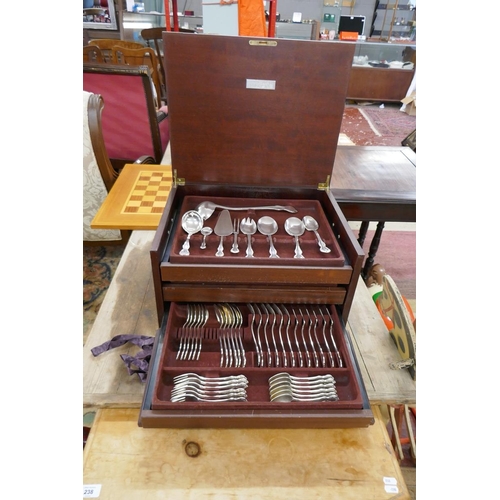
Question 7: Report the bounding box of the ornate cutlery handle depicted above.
[268,235,279,258]
[314,230,331,253]
[245,235,254,257]
[216,236,224,257]
[180,234,192,256]
[293,236,304,259]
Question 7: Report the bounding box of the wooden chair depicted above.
[83,44,104,63]
[140,27,166,97]
[88,39,144,63]
[111,45,164,109]
[84,90,156,244]
[83,63,170,170]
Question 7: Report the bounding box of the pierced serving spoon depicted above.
[240,217,257,257]
[284,217,305,259]
[257,216,279,258]
[179,210,203,256]
[200,226,213,249]
[302,215,331,253]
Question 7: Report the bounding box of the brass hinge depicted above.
[173,169,185,186]
[317,175,330,191]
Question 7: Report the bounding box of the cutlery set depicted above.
[179,201,331,258]
[169,372,338,403]
[174,303,343,369]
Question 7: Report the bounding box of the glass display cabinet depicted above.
[346,40,416,102]
[352,40,415,69]
[370,0,416,41]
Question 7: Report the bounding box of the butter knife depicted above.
[214,210,233,257]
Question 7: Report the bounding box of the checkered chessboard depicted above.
[122,170,172,214]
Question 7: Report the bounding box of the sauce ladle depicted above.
[196,201,297,220]
[179,210,203,256]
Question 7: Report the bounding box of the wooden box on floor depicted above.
[140,33,373,429]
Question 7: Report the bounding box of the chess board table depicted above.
[91,163,173,230]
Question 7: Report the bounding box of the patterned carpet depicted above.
[83,243,126,345]
[340,102,416,147]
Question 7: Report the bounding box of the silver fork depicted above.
[230,218,240,254]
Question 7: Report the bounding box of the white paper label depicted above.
[384,485,399,493]
[83,484,102,498]
[246,79,276,90]
[383,476,397,485]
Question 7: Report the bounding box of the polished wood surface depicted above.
[331,146,416,222]
[162,32,355,187]
[91,163,172,231]
[83,406,410,499]
[347,67,415,102]
[83,231,416,409]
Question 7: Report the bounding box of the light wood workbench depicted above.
[83,231,416,408]
[83,406,409,499]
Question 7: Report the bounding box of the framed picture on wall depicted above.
[83,1,118,30]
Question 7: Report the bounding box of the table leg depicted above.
[357,221,369,247]
[362,221,385,279]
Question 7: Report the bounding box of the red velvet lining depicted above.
[151,302,364,411]
[169,195,345,267]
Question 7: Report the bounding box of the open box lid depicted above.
[163,32,355,188]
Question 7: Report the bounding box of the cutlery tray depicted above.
[141,301,371,428]
[169,195,344,267]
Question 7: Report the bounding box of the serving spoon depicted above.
[240,217,257,257]
[196,201,297,220]
[284,217,305,259]
[257,216,280,258]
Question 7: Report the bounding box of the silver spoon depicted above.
[240,217,257,257]
[257,216,279,258]
[200,226,212,249]
[302,215,331,253]
[196,201,297,220]
[284,217,305,259]
[179,210,203,256]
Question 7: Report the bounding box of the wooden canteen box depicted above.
[139,33,374,429]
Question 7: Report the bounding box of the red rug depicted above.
[340,103,416,147]
[360,229,416,300]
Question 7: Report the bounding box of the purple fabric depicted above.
[91,334,155,382]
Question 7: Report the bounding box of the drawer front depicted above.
[161,284,347,306]
[139,302,373,429]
